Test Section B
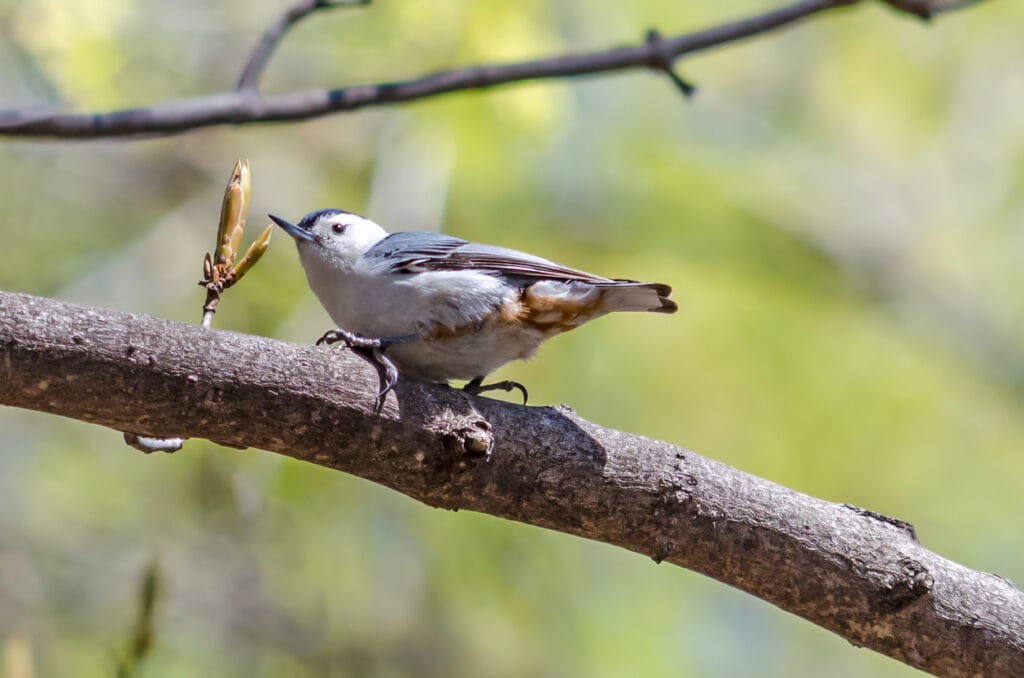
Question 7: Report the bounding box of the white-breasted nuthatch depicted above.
[269,209,677,411]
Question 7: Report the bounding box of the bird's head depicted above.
[269,208,388,268]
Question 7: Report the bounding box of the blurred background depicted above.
[1,0,1022,675]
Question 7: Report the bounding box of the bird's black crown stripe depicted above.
[297,208,353,231]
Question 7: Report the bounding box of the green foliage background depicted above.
[1,0,1022,675]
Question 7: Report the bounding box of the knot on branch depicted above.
[419,410,496,476]
[875,558,935,615]
[441,417,494,460]
[644,30,697,99]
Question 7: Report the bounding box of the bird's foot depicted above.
[316,328,382,349]
[316,328,409,413]
[463,376,529,405]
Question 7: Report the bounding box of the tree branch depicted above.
[235,0,371,92]
[0,0,985,140]
[1,289,1022,676]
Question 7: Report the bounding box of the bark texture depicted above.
[1,289,1022,676]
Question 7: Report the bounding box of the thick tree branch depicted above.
[1,289,1022,676]
[0,0,984,140]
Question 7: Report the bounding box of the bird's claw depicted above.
[316,328,396,413]
[463,377,529,405]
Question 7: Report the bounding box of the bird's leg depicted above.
[315,329,417,413]
[364,346,398,414]
[463,376,529,405]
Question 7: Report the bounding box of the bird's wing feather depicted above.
[364,232,617,284]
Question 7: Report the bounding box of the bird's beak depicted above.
[268,214,315,242]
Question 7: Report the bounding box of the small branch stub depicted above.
[884,0,934,19]
[123,432,185,454]
[645,30,697,98]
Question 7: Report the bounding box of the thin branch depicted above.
[928,0,992,14]
[2,288,1023,676]
[114,561,161,678]
[0,0,987,140]
[236,0,371,92]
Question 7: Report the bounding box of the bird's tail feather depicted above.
[598,281,677,314]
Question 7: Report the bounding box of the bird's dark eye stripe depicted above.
[332,223,346,234]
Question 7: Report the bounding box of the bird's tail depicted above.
[597,281,677,314]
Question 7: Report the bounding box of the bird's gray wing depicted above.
[364,232,616,284]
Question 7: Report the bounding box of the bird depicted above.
[269,208,677,412]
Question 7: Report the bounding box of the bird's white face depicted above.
[271,209,388,269]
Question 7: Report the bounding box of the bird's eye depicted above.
[331,223,347,234]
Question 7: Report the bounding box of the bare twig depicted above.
[881,0,990,18]
[0,0,988,140]
[114,562,161,678]
[1,288,1023,676]
[928,0,992,14]
[236,0,371,92]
